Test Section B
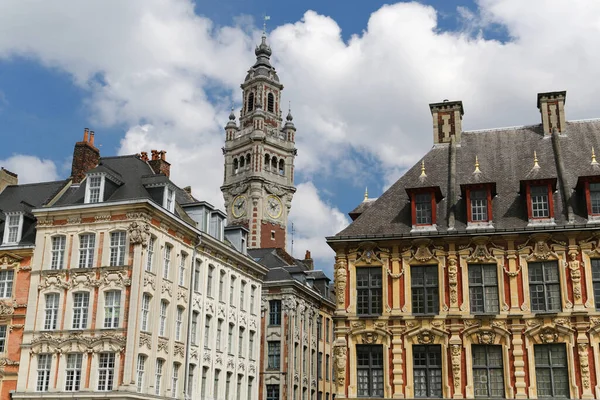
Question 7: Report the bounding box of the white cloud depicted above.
[0,155,59,184]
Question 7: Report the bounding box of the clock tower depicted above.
[221,31,297,249]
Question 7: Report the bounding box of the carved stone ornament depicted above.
[539,327,559,343]
[128,221,150,246]
[0,300,15,317]
[333,344,347,387]
[31,332,126,354]
[356,242,386,264]
[0,357,19,367]
[335,263,347,307]
[264,183,287,197]
[417,330,435,344]
[282,296,297,314]
[139,332,152,349]
[38,272,69,290]
[466,240,496,263]
[524,234,559,260]
[412,239,435,262]
[230,183,249,196]
[227,357,234,370]
[161,281,173,297]
[203,351,211,363]
[0,253,21,268]
[143,275,155,290]
[477,330,496,345]
[69,272,100,289]
[450,344,461,389]
[249,363,256,375]
[174,343,185,357]
[177,288,188,304]
[190,348,198,360]
[361,332,379,344]
[448,258,458,306]
[158,337,169,353]
[567,252,582,300]
[215,354,223,366]
[578,343,591,389]
[102,270,131,288]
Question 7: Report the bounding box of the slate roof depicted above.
[336,120,600,239]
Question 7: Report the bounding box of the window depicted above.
[193,260,201,292]
[164,186,175,212]
[269,300,281,325]
[535,344,569,397]
[78,233,95,268]
[356,267,382,315]
[201,367,208,398]
[249,331,255,360]
[326,319,330,341]
[248,377,254,398]
[98,352,116,391]
[318,352,323,378]
[238,327,245,357]
[250,285,256,312]
[469,264,499,313]
[267,92,275,112]
[50,235,66,269]
[226,372,232,399]
[191,312,199,345]
[176,307,184,341]
[219,270,226,302]
[413,345,442,398]
[86,175,103,203]
[415,193,432,225]
[237,374,243,400]
[412,265,439,315]
[172,363,180,399]
[240,281,246,310]
[179,253,187,286]
[136,354,146,392]
[146,236,155,272]
[0,270,14,298]
[141,293,151,331]
[229,275,236,304]
[268,341,281,369]
[155,359,164,395]
[36,354,51,391]
[65,353,83,391]
[163,245,172,279]
[44,293,59,330]
[472,345,504,398]
[592,259,600,309]
[247,92,254,112]
[228,324,234,354]
[159,300,168,336]
[267,384,280,400]
[469,189,489,222]
[3,213,22,244]
[104,290,121,328]
[589,182,600,215]
[214,369,220,399]
[207,266,214,297]
[317,316,322,342]
[530,184,550,218]
[0,325,6,352]
[109,231,126,266]
[204,316,212,349]
[187,365,195,396]
[326,355,330,380]
[529,261,561,312]
[357,345,384,397]
[217,319,223,351]
[72,292,90,329]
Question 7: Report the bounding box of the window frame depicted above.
[0,325,6,352]
[50,235,66,270]
[97,352,116,391]
[2,212,23,245]
[159,299,168,336]
[411,265,439,315]
[44,292,60,330]
[0,270,14,298]
[78,233,96,269]
[468,264,500,314]
[409,188,437,226]
[141,293,151,332]
[163,244,172,280]
[472,344,505,398]
[356,267,383,316]
[163,185,176,213]
[591,258,600,309]
[269,300,281,325]
[534,343,569,398]
[84,174,105,204]
[583,179,600,216]
[528,261,561,313]
[104,290,121,329]
[176,306,184,341]
[136,354,146,393]
[356,344,384,398]
[109,230,127,267]
[36,353,52,392]
[465,185,493,223]
[146,236,155,272]
[525,181,554,220]
[65,353,83,392]
[267,341,281,370]
[413,344,442,398]
[155,358,164,395]
[72,291,90,329]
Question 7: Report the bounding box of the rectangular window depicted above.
[356,344,384,397]
[98,352,116,391]
[268,341,281,369]
[207,266,214,297]
[229,275,236,304]
[191,312,199,345]
[529,261,561,312]
[104,290,121,328]
[136,354,146,392]
[37,354,52,391]
[0,270,14,298]
[269,300,281,325]
[267,384,280,400]
[249,331,255,360]
[535,344,569,398]
[590,183,600,214]
[240,281,246,311]
[237,374,243,400]
[326,319,330,341]
[155,359,164,395]
[51,235,66,269]
[193,260,201,292]
[226,372,232,399]
[592,259,600,309]
[413,344,442,398]
[78,233,95,268]
[187,365,195,396]
[472,345,504,398]
[415,193,432,225]
[146,236,155,272]
[317,316,322,342]
[64,353,83,391]
[163,245,172,279]
[176,307,184,341]
[531,185,550,218]
[159,300,168,336]
[326,354,330,380]
[172,363,180,399]
[0,325,6,352]
[250,286,256,313]
[204,315,211,349]
[141,293,151,331]
[5,214,21,243]
[179,253,187,286]
[468,264,499,314]
[470,189,489,221]
[412,265,439,315]
[88,176,102,203]
[238,327,244,357]
[356,267,382,315]
[318,352,323,379]
[44,293,59,330]
[109,231,126,266]
[228,324,234,354]
[72,292,90,329]
[248,376,254,398]
[166,187,175,211]
[214,369,220,399]
[219,270,226,302]
[217,319,223,351]
[201,367,208,398]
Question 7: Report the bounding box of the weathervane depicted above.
[263,15,270,35]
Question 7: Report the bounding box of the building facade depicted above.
[8,131,266,399]
[328,91,600,399]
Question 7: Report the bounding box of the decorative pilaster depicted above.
[568,245,585,310]
[510,321,528,399]
[333,340,347,397]
[391,325,405,398]
[448,257,459,312]
[334,256,347,313]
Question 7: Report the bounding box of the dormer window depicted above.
[3,213,23,245]
[462,184,495,227]
[85,174,105,204]
[589,183,600,214]
[523,180,555,223]
[470,189,488,221]
[415,193,432,224]
[163,186,176,212]
[407,187,441,231]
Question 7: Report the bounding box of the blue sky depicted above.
[1,0,599,273]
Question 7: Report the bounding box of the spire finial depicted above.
[533,151,539,168]
[420,160,427,178]
[364,187,368,201]
[474,155,481,173]
[593,147,598,165]
[263,15,270,37]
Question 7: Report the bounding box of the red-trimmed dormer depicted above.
[406,186,442,231]
[461,183,496,228]
[576,175,600,221]
[521,179,557,224]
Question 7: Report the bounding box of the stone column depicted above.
[510,321,528,399]
[391,324,405,398]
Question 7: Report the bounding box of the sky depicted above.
[1,0,600,276]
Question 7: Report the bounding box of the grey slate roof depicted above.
[337,120,600,238]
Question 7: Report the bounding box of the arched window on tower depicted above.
[271,157,278,171]
[246,154,251,169]
[247,92,255,112]
[264,154,270,171]
[239,156,245,169]
[279,159,285,175]
[233,159,239,174]
[267,93,274,113]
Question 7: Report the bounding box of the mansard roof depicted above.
[334,119,600,239]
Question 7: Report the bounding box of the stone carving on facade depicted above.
[294,330,300,342]
[553,318,571,328]
[334,259,347,307]
[139,332,152,349]
[38,272,69,290]
[526,319,542,328]
[567,252,582,300]
[261,297,269,313]
[229,309,236,322]
[361,332,379,344]
[69,271,100,289]
[128,221,150,246]
[0,357,19,367]
[356,242,386,264]
[227,357,234,370]
[143,275,155,290]
[9,324,24,332]
[302,376,308,386]
[102,270,131,288]
[161,281,173,297]
[193,294,202,310]
[448,258,458,306]
[31,332,126,354]
[590,316,600,327]
[311,378,317,389]
[464,319,481,328]
[230,183,249,196]
[264,183,286,197]
[578,343,591,389]
[37,218,53,227]
[539,327,559,343]
[0,300,15,317]
[465,239,497,263]
[215,354,223,366]
[250,317,257,330]
[238,362,246,372]
[203,351,211,363]
[450,344,462,390]
[293,372,299,384]
[126,212,151,221]
[417,330,435,344]
[218,305,226,318]
[95,214,111,222]
[158,337,169,353]
[249,363,256,375]
[190,348,198,360]
[174,343,184,357]
[521,234,560,260]
[240,314,247,326]
[410,239,436,262]
[477,330,496,344]
[282,296,297,314]
[333,344,347,387]
[0,253,21,268]
[67,216,81,225]
[177,288,188,304]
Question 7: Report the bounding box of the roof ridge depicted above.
[3,179,66,188]
[99,155,140,160]
[464,123,540,134]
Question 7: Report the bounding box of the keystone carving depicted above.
[417,330,435,344]
[477,330,496,345]
[539,327,559,343]
[128,221,150,246]
[139,332,152,349]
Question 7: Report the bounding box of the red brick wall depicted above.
[260,222,286,249]
[71,141,100,183]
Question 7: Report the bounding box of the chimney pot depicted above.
[89,131,95,146]
[537,91,567,135]
[151,150,159,161]
[140,151,149,161]
[429,100,464,144]
[83,128,89,142]
[305,250,311,260]
[160,150,166,161]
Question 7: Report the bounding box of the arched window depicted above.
[267,93,274,112]
[246,154,251,168]
[279,159,285,175]
[271,157,277,170]
[233,159,239,174]
[239,156,245,168]
[247,93,254,112]
[264,154,270,171]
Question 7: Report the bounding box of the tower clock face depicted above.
[231,195,247,218]
[266,195,283,219]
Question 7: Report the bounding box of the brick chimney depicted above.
[148,150,171,177]
[71,128,100,184]
[429,100,464,144]
[0,167,18,194]
[304,250,314,270]
[537,91,566,135]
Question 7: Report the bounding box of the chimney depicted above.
[0,168,18,194]
[148,149,171,177]
[140,152,149,161]
[183,186,192,195]
[429,100,464,144]
[304,250,314,270]
[70,127,100,184]
[537,91,566,135]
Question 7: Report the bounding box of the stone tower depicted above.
[221,32,297,250]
